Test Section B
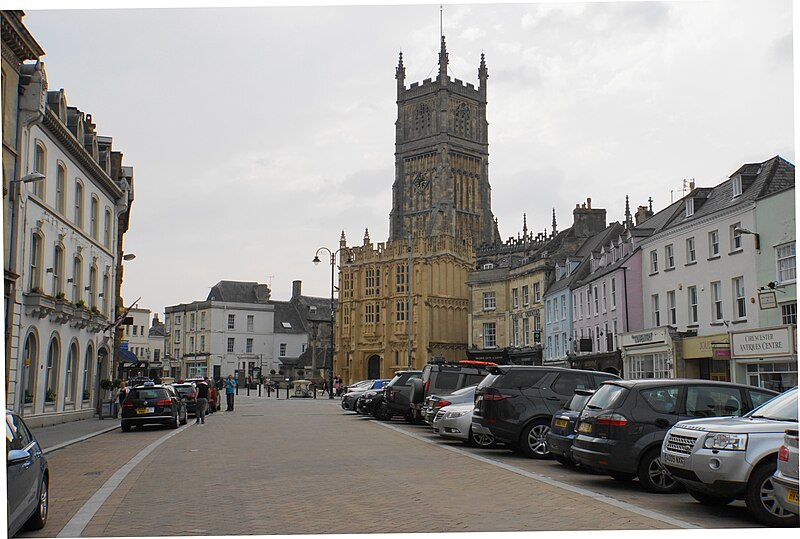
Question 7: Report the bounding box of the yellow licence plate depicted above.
[137,407,154,415]
[554,419,568,428]
[787,489,799,504]
[577,422,592,434]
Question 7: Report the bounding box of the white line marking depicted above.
[375,421,702,530]
[57,424,191,537]
[43,425,119,455]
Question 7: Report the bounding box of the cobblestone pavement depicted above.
[15,394,775,537]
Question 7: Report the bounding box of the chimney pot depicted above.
[587,197,592,209]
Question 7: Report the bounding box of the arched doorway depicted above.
[96,347,109,414]
[367,355,381,379]
[20,332,38,413]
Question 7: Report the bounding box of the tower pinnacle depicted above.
[439,35,448,77]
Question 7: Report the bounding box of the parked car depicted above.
[572,379,777,494]
[423,385,478,424]
[343,379,374,394]
[472,366,619,459]
[661,387,798,526]
[342,379,390,412]
[121,382,188,431]
[183,378,219,412]
[356,388,385,416]
[7,410,49,537]
[546,389,595,467]
[773,427,799,517]
[172,382,197,415]
[376,370,423,420]
[408,360,495,423]
[434,402,497,448]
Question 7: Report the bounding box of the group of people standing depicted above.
[317,376,345,397]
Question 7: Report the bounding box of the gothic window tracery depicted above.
[454,102,471,138]
[413,103,432,137]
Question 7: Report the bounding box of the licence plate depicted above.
[662,452,686,466]
[554,419,568,428]
[137,407,155,415]
[787,489,799,504]
[577,422,592,434]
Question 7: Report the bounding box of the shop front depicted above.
[729,325,797,392]
[620,327,677,379]
[680,333,731,381]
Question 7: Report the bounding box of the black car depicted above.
[546,388,595,467]
[121,383,188,432]
[570,379,777,493]
[172,382,197,415]
[408,360,495,423]
[7,411,49,537]
[356,388,385,416]
[375,370,423,420]
[472,366,619,459]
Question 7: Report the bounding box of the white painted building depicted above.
[628,156,795,388]
[6,60,132,426]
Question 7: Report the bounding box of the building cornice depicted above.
[1,12,45,62]
[40,109,124,200]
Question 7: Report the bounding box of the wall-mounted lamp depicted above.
[45,268,53,273]
[733,227,760,250]
[122,253,136,261]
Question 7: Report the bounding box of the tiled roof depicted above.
[545,222,625,295]
[273,302,306,334]
[206,281,266,303]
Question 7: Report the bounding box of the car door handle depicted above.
[22,460,32,469]
[545,397,560,401]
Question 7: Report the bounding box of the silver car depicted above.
[773,428,799,515]
[661,387,798,527]
[422,385,478,424]
[435,403,496,448]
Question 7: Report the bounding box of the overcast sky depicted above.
[15,0,795,319]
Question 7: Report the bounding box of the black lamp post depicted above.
[313,247,351,399]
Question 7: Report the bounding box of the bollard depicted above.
[267,384,271,397]
[313,388,317,399]
[258,383,262,397]
[247,384,250,397]
[286,385,289,399]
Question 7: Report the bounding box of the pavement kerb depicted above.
[42,424,120,455]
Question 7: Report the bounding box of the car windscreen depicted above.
[433,372,459,391]
[389,372,421,386]
[128,389,168,400]
[585,383,628,410]
[746,388,798,421]
[566,392,593,412]
[174,386,194,395]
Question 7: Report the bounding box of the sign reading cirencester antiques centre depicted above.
[730,326,797,359]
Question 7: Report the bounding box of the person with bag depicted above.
[224,375,237,411]
[195,379,209,424]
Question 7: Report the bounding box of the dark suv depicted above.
[375,370,422,420]
[571,379,777,493]
[121,383,188,432]
[472,366,619,458]
[408,361,496,423]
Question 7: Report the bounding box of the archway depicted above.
[367,355,381,379]
[21,332,39,412]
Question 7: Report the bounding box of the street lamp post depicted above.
[313,246,350,399]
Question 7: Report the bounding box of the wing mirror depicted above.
[7,449,31,466]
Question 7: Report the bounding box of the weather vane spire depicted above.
[440,4,443,40]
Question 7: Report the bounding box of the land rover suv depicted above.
[407,360,496,423]
[471,365,619,459]
[375,370,422,420]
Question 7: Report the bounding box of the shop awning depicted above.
[118,348,139,365]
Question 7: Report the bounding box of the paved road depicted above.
[17,394,778,537]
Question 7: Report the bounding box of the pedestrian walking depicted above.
[116,384,127,418]
[225,374,237,411]
[195,379,209,424]
[320,379,329,397]
[333,378,340,397]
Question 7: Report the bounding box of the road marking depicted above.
[57,424,190,537]
[375,421,702,530]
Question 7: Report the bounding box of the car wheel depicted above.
[375,403,393,421]
[637,448,682,494]
[469,428,497,448]
[171,413,180,429]
[608,471,636,481]
[23,476,48,531]
[555,455,576,467]
[180,409,188,425]
[745,461,800,527]
[121,422,131,433]
[687,488,735,507]
[520,420,551,459]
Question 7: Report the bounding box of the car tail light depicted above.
[122,401,135,408]
[435,400,451,408]
[156,399,172,406]
[596,413,628,427]
[779,445,789,462]
[424,379,430,394]
[483,393,511,401]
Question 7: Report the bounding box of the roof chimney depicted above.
[572,199,607,239]
[292,280,302,300]
[634,205,654,226]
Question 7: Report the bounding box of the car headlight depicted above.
[445,410,468,419]
[703,433,748,450]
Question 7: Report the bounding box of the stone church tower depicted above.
[389,37,500,247]
[335,37,494,383]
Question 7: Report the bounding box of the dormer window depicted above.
[732,175,742,197]
[685,198,694,217]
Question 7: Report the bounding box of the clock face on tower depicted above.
[412,172,429,193]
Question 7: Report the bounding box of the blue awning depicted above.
[118,348,139,365]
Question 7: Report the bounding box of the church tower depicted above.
[389,37,499,248]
